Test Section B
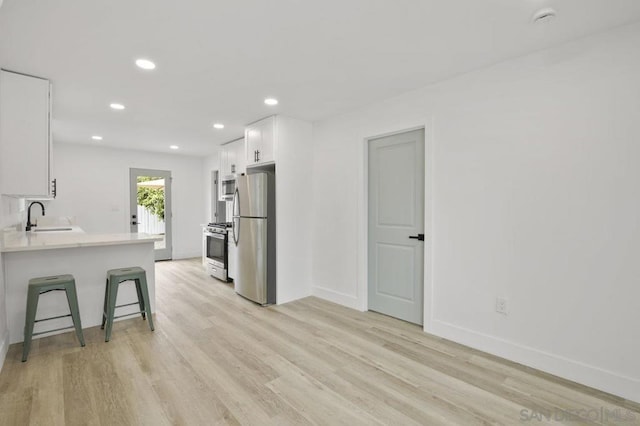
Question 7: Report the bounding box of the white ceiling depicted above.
[1,0,640,156]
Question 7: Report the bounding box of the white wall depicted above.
[0,196,8,369]
[311,23,640,402]
[47,142,205,259]
[274,116,314,304]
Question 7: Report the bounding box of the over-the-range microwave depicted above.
[220,175,237,201]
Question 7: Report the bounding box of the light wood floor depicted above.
[1,258,638,425]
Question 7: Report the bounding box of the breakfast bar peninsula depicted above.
[1,227,160,345]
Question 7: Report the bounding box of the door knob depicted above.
[409,234,425,241]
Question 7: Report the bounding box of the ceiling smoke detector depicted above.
[532,8,557,24]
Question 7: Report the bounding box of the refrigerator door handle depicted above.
[232,187,240,246]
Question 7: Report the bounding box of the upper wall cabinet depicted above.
[218,138,245,201]
[0,69,55,198]
[219,137,245,177]
[234,138,246,175]
[219,145,233,177]
[245,116,275,167]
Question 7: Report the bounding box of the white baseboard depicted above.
[277,290,312,305]
[430,319,640,404]
[312,286,362,311]
[0,329,9,373]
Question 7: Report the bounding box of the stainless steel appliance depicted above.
[232,171,276,305]
[203,222,232,282]
[220,175,237,201]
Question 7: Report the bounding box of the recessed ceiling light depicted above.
[110,103,125,110]
[532,8,557,24]
[169,145,179,150]
[213,123,225,129]
[91,135,103,141]
[135,58,156,70]
[264,98,279,106]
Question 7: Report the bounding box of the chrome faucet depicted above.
[26,201,45,232]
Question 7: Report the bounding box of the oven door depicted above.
[205,232,227,268]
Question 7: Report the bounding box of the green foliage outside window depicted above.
[137,176,165,221]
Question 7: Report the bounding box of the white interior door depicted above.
[130,168,172,261]
[368,129,425,325]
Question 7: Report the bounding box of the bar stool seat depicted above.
[101,267,154,342]
[23,274,85,362]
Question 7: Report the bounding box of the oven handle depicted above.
[204,232,225,240]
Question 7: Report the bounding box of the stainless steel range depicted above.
[203,222,232,282]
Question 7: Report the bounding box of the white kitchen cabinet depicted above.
[219,137,245,177]
[218,138,245,201]
[0,69,55,198]
[233,138,246,174]
[225,145,237,175]
[218,149,229,202]
[219,148,230,177]
[245,116,275,167]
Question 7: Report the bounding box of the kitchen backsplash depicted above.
[1,198,65,231]
[0,196,25,231]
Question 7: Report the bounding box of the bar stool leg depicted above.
[137,275,154,331]
[134,279,146,320]
[22,286,40,362]
[65,282,85,347]
[101,278,109,330]
[105,277,120,342]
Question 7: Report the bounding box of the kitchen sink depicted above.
[32,227,73,232]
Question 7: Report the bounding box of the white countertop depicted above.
[1,227,162,253]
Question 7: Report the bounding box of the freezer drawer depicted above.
[235,217,268,304]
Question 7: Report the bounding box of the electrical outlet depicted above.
[496,297,508,315]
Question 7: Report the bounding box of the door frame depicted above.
[129,168,173,261]
[359,122,434,332]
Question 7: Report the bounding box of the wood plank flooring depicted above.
[0,258,638,425]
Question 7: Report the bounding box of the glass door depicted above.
[129,168,173,261]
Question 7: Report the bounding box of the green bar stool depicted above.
[101,267,154,342]
[22,274,85,362]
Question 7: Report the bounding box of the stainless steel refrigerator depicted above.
[231,171,276,305]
